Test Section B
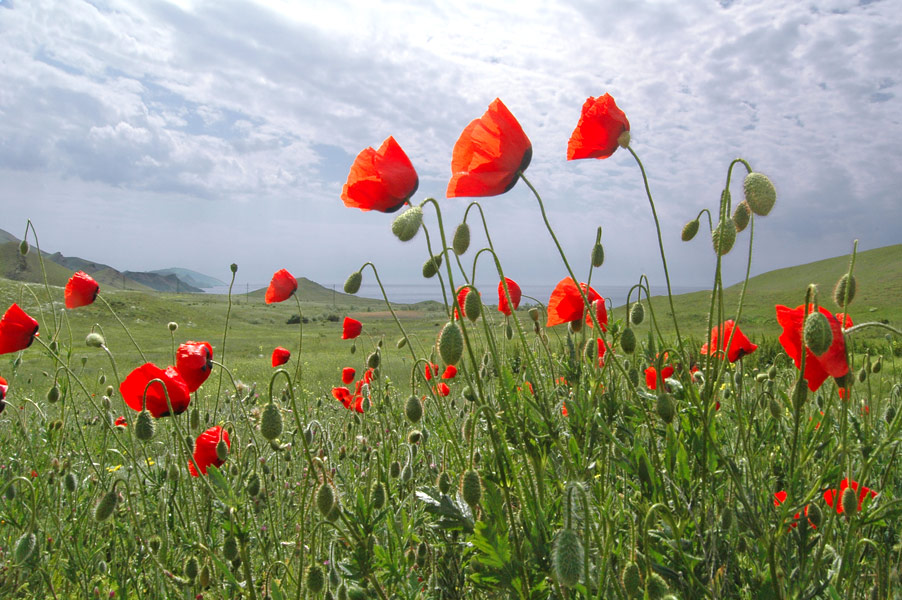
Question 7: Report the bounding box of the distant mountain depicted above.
[247,276,392,307]
[150,268,226,289]
[0,228,19,244]
[123,271,204,293]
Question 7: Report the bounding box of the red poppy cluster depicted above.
[189,426,231,477]
[700,320,757,363]
[776,305,850,391]
[546,278,607,329]
[332,367,375,413]
[645,364,675,391]
[423,361,456,396]
[497,278,521,316]
[342,317,362,340]
[272,346,291,367]
[64,271,100,309]
[823,479,877,514]
[341,136,419,213]
[265,269,298,304]
[0,303,39,355]
[120,341,213,418]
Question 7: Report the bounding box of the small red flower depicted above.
[341,136,419,213]
[1,376,8,414]
[363,367,375,384]
[498,278,521,316]
[64,271,100,309]
[773,491,815,530]
[265,269,298,304]
[824,478,877,514]
[442,365,458,380]
[595,338,608,368]
[645,365,674,390]
[341,367,356,385]
[700,320,757,363]
[776,304,849,391]
[567,94,630,160]
[332,387,352,408]
[114,416,128,427]
[175,341,213,393]
[342,317,362,340]
[271,347,291,367]
[188,426,230,476]
[447,98,532,198]
[424,363,439,381]
[120,363,191,418]
[546,278,607,329]
[435,382,450,397]
[0,303,39,355]
[561,403,568,417]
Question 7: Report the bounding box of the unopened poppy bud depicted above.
[833,274,856,307]
[246,472,261,497]
[568,319,583,334]
[769,397,782,420]
[681,219,700,242]
[371,481,386,510]
[337,583,349,600]
[768,365,777,379]
[807,502,822,528]
[461,469,481,507]
[184,556,199,581]
[101,395,111,411]
[743,172,777,216]
[438,322,464,366]
[216,439,229,462]
[553,528,583,587]
[463,385,476,402]
[617,130,631,148]
[528,307,540,322]
[621,561,642,598]
[14,531,37,564]
[871,357,881,374]
[391,206,423,242]
[135,410,155,441]
[620,327,637,354]
[452,222,471,255]
[148,535,162,554]
[732,201,751,233]
[437,471,452,494]
[316,482,335,517]
[803,312,833,355]
[64,471,77,493]
[591,243,605,268]
[94,490,118,522]
[199,563,211,588]
[841,486,858,516]
[712,218,737,256]
[422,254,442,279]
[19,239,29,255]
[407,430,422,444]
[344,271,362,295]
[645,572,670,599]
[189,407,200,430]
[395,336,407,349]
[627,367,639,387]
[405,395,423,423]
[168,464,179,482]
[885,405,896,424]
[389,461,401,478]
[230,263,238,273]
[306,564,325,594]
[47,385,60,403]
[629,303,645,326]
[86,332,105,348]
[656,394,675,424]
[506,323,514,339]
[400,463,412,482]
[367,351,380,369]
[857,367,867,383]
[223,536,239,561]
[260,402,283,441]
[464,289,482,322]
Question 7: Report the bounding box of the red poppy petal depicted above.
[498,278,521,316]
[265,269,298,304]
[567,94,630,161]
[271,347,291,367]
[0,303,40,355]
[175,341,213,393]
[120,363,191,418]
[64,271,100,309]
[190,426,230,476]
[342,317,362,340]
[341,367,356,385]
[341,136,418,213]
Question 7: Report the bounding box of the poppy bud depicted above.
[148,535,162,554]
[871,356,881,374]
[405,395,422,423]
[506,323,514,339]
[422,254,442,279]
[391,206,423,242]
[464,289,482,322]
[646,572,670,599]
[306,564,325,594]
[223,536,239,561]
[841,486,858,516]
[452,222,471,255]
[85,332,105,348]
[260,402,283,441]
[681,219,700,242]
[732,201,751,233]
[135,410,155,441]
[769,397,782,420]
[620,328,637,354]
[743,172,777,216]
[246,472,261,497]
[337,583,349,600]
[189,407,200,431]
[14,531,37,564]
[64,471,77,493]
[371,481,386,510]
[396,337,407,349]
[591,243,605,268]
[712,218,737,256]
[437,471,452,494]
[807,502,822,528]
[216,439,229,462]
[168,464,179,482]
[438,321,464,366]
[230,263,238,273]
[621,561,642,598]
[4,483,15,501]
[528,307,540,322]
[199,563,211,588]
[833,274,856,307]
[407,430,422,444]
[461,469,481,507]
[367,351,380,369]
[94,490,118,522]
[344,271,362,295]
[47,385,60,403]
[722,506,733,530]
[19,239,29,255]
[656,394,675,424]
[803,312,833,356]
[184,556,199,581]
[389,460,401,478]
[552,528,583,587]
[316,482,335,517]
[629,303,645,326]
[885,405,896,425]
[463,385,476,402]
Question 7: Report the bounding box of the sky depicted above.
[1,0,900,304]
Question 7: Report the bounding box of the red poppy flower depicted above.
[332,387,352,408]
[595,338,608,368]
[425,363,439,381]
[0,375,8,414]
[455,286,480,320]
[120,363,191,418]
[447,98,532,198]
[342,317,362,340]
[265,269,297,304]
[189,426,230,477]
[341,136,419,213]
[114,416,128,427]
[350,394,365,413]
[645,365,674,391]
[546,278,607,330]
[835,312,853,328]
[363,367,375,385]
[567,94,630,160]
[561,403,568,417]
[442,365,458,380]
[64,271,100,309]
[776,304,849,391]
[341,367,356,385]
[435,382,450,397]
[701,320,757,363]
[824,479,877,514]
[175,341,213,393]
[773,491,815,530]
[0,303,39,355]
[272,346,291,367]
[498,278,521,316]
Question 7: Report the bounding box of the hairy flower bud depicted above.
[732,201,751,233]
[47,385,61,404]
[646,573,670,599]
[553,529,583,587]
[712,218,737,256]
[405,395,423,423]
[371,481,386,510]
[833,274,856,307]
[344,271,362,295]
[656,394,675,424]
[437,471,452,494]
[681,219,700,242]
[14,531,37,564]
[260,402,283,441]
[316,483,336,517]
[629,302,645,326]
[135,410,155,441]
[19,239,29,256]
[391,206,423,242]
[452,222,471,255]
[620,327,637,354]
[743,172,777,216]
[94,490,118,522]
[422,254,442,279]
[464,289,482,322]
[591,243,605,268]
[461,469,482,508]
[841,486,858,516]
[223,536,239,561]
[803,311,833,356]
[85,332,105,348]
[306,564,325,594]
[621,561,642,598]
[367,351,380,369]
[438,322,464,366]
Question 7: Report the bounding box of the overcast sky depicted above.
[1,0,899,303]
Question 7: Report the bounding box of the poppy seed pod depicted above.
[803,311,834,356]
[646,573,670,599]
[629,302,645,326]
[316,483,335,517]
[94,490,118,522]
[405,395,423,423]
[135,410,155,441]
[621,561,642,598]
[306,564,325,594]
[223,536,239,561]
[438,322,464,366]
[681,219,700,242]
[743,172,777,216]
[833,274,856,307]
[85,332,105,348]
[712,218,737,256]
[422,254,442,279]
[391,206,423,242]
[344,271,362,295]
[461,469,482,507]
[656,394,675,424]
[371,481,386,510]
[620,327,637,354]
[452,222,471,255]
[260,402,283,441]
[552,528,583,587]
[464,289,482,322]
[732,201,751,233]
[591,243,605,268]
